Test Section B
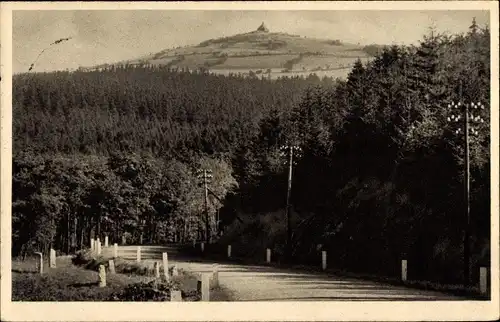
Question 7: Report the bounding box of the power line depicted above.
[28,37,73,72]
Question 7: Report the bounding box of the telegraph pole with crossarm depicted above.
[196,169,213,244]
[447,87,486,286]
[279,143,302,261]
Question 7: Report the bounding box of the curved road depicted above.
[103,244,464,301]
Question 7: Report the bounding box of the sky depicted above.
[12,10,489,74]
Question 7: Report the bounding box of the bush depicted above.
[328,39,343,46]
[215,210,302,262]
[110,279,181,301]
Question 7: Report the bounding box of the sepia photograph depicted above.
[1,1,499,321]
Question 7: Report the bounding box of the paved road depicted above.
[102,244,464,301]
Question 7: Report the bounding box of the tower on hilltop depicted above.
[257,22,269,33]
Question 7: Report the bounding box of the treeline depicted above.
[12,57,333,257]
[13,20,491,284]
[13,65,334,156]
[222,22,490,284]
[13,151,236,257]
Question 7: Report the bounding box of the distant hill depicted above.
[81,23,385,79]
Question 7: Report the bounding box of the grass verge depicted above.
[73,249,232,301]
[12,255,201,301]
[210,284,234,301]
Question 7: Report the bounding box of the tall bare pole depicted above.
[197,169,212,244]
[463,92,471,287]
[280,143,301,260]
[447,82,485,287]
[458,82,471,287]
[285,146,293,259]
[203,170,210,244]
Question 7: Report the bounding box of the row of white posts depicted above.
[34,249,56,273]
[400,259,489,294]
[198,243,490,295]
[36,243,491,300]
[38,242,492,297]
[96,250,182,301]
[88,238,185,299]
[203,244,328,269]
[90,237,121,258]
[133,247,179,277]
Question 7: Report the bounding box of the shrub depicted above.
[110,279,182,301]
[215,210,301,261]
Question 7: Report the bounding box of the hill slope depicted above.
[84,23,381,79]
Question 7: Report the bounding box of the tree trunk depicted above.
[96,212,101,239]
[151,221,157,244]
[67,212,71,254]
[114,221,117,245]
[73,216,78,250]
[77,215,83,250]
[183,219,188,243]
[21,243,27,261]
[57,226,64,253]
[149,213,154,244]
[87,215,93,241]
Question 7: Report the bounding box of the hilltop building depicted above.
[257,22,269,33]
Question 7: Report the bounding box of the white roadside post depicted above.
[162,252,169,281]
[154,262,160,278]
[108,259,116,274]
[34,252,43,274]
[104,236,109,247]
[113,243,118,258]
[480,267,488,295]
[137,246,141,262]
[227,245,232,258]
[266,248,271,263]
[321,251,327,270]
[90,238,94,251]
[197,273,210,301]
[172,265,179,277]
[201,242,205,253]
[49,249,56,268]
[97,239,102,255]
[170,290,182,302]
[99,265,106,287]
[401,259,408,282]
[212,264,219,288]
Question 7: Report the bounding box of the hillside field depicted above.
[84,28,379,78]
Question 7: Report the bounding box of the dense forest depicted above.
[12,21,490,284]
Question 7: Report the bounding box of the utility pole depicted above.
[207,187,225,237]
[279,143,302,261]
[286,146,293,258]
[447,86,485,287]
[197,169,213,244]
